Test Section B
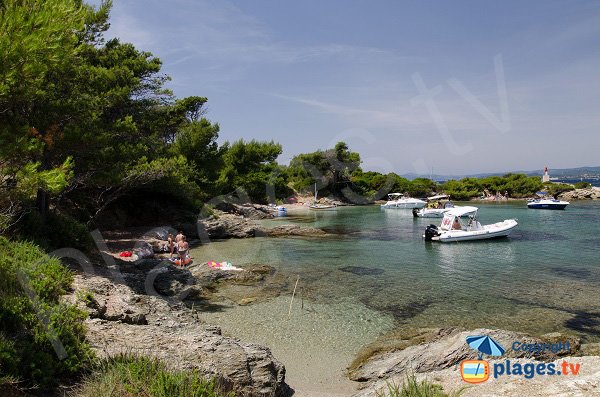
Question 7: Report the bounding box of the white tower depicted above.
[542,166,550,183]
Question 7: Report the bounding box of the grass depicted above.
[376,375,466,397]
[73,353,234,397]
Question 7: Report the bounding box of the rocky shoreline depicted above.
[64,258,293,396]
[74,202,600,396]
[558,187,600,201]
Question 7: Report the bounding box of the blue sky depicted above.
[97,0,600,175]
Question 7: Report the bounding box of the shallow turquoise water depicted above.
[193,201,600,341]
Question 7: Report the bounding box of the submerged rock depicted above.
[339,266,385,276]
[264,224,327,237]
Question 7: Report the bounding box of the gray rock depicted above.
[351,327,580,397]
[66,271,291,397]
[265,224,327,237]
[559,187,600,201]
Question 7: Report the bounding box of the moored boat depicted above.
[423,207,517,242]
[527,198,569,210]
[381,193,426,209]
[413,194,477,218]
[309,183,337,211]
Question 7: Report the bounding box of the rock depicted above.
[68,275,149,325]
[237,297,258,305]
[198,212,263,239]
[142,226,176,241]
[66,270,292,397]
[351,327,581,397]
[134,241,154,259]
[215,202,275,220]
[558,187,600,201]
[265,224,327,237]
[151,264,202,299]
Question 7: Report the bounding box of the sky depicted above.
[93,0,600,175]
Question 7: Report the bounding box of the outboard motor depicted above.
[412,208,419,218]
[424,224,440,241]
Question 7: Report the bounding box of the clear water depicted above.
[192,201,600,341]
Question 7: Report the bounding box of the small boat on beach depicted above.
[309,183,337,211]
[423,207,518,242]
[527,198,569,210]
[309,203,338,211]
[381,193,426,209]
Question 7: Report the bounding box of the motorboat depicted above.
[423,207,518,242]
[413,194,478,218]
[380,193,426,209]
[527,198,569,210]
[414,203,478,218]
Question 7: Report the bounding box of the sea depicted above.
[190,202,600,390]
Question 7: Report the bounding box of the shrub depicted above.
[0,237,94,393]
[73,354,234,397]
[376,375,465,397]
[574,181,592,189]
[17,212,93,251]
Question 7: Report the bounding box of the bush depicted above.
[17,212,93,251]
[574,181,592,189]
[376,375,465,397]
[0,237,94,393]
[73,354,233,397]
[544,182,574,197]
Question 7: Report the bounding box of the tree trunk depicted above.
[36,188,49,218]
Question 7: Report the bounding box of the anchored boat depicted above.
[381,193,426,209]
[423,207,517,242]
[413,194,478,218]
[527,198,569,210]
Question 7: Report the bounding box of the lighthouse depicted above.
[542,166,550,183]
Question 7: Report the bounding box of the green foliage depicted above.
[544,182,574,197]
[441,174,544,199]
[287,141,361,198]
[218,139,288,203]
[0,237,94,392]
[18,211,93,251]
[73,354,233,397]
[574,181,592,189]
[376,375,465,397]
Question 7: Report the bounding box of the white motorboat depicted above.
[527,198,569,210]
[413,195,478,218]
[423,207,517,242]
[380,193,426,209]
[414,204,478,218]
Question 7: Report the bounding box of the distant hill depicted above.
[402,166,600,181]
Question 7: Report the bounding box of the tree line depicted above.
[0,0,575,240]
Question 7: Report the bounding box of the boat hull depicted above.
[415,206,478,218]
[381,201,426,209]
[432,219,518,242]
[527,203,568,210]
[309,205,337,211]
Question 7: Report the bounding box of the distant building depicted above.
[542,166,550,183]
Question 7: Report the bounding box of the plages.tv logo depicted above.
[460,334,581,384]
[460,335,505,383]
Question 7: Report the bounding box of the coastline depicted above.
[87,201,600,396]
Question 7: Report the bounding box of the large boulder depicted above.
[351,327,580,397]
[559,187,600,201]
[67,271,292,397]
